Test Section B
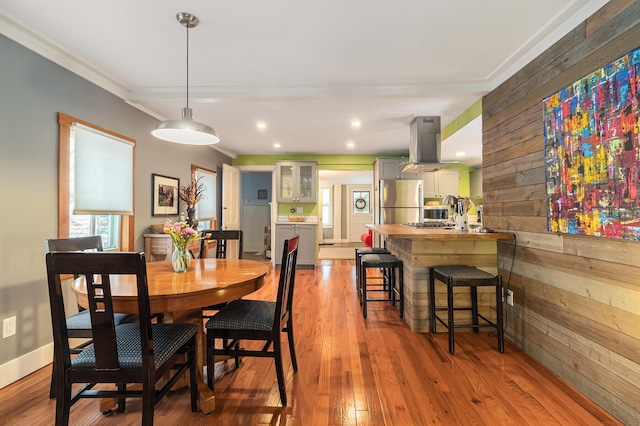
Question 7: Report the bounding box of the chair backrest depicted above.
[46,235,103,252]
[199,229,243,259]
[274,235,299,332]
[45,236,104,313]
[45,251,155,373]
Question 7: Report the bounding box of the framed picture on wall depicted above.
[543,46,640,241]
[152,173,179,216]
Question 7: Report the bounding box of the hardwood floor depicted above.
[0,260,621,425]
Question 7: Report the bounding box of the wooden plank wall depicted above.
[481,0,640,423]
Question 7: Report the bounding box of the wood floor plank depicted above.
[0,259,622,425]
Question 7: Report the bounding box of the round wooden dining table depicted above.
[71,258,270,415]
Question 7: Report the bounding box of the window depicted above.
[352,191,370,214]
[321,186,333,226]
[192,165,217,230]
[58,113,135,250]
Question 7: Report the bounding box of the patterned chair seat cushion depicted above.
[205,299,275,332]
[72,323,198,369]
[66,310,133,330]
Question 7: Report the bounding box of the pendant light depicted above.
[152,12,219,145]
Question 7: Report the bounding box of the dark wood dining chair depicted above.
[205,235,299,405]
[45,251,198,426]
[199,229,244,317]
[45,236,135,399]
[199,229,243,260]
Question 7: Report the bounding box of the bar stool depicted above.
[429,265,504,354]
[355,247,389,305]
[360,253,404,319]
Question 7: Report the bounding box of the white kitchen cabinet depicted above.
[423,169,459,198]
[276,161,317,202]
[275,223,316,268]
[469,169,483,199]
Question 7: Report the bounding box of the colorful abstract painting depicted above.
[543,46,640,241]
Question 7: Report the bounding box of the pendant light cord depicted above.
[186,23,190,109]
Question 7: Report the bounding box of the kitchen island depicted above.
[366,224,515,332]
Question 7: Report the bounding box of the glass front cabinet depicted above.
[276,161,317,202]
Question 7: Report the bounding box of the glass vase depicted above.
[172,244,191,273]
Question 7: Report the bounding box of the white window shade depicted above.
[73,123,134,215]
[195,168,217,221]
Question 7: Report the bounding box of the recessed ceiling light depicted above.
[257,122,267,130]
[351,120,361,128]
[273,143,281,148]
[347,142,355,148]
[455,151,466,157]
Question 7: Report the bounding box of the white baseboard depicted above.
[0,343,53,389]
[320,238,349,244]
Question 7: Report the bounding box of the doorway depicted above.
[318,170,373,245]
[239,170,273,263]
[346,185,373,242]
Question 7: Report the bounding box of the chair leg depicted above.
[496,277,505,353]
[398,262,404,319]
[389,267,396,307]
[55,376,71,426]
[429,270,437,333]
[471,286,479,333]
[362,266,368,319]
[189,338,198,412]
[49,357,57,399]
[234,341,241,369]
[141,375,155,426]
[447,280,455,354]
[117,383,126,413]
[273,338,287,405]
[286,319,298,371]
[355,252,361,305]
[206,336,214,390]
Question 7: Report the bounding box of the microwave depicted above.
[424,206,449,221]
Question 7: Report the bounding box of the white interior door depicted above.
[222,164,241,257]
[347,185,373,242]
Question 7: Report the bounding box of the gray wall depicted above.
[0,35,231,369]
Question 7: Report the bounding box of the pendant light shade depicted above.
[152,107,219,145]
[152,13,219,145]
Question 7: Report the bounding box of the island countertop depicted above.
[365,223,513,333]
[366,224,515,241]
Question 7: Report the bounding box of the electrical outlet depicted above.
[3,316,16,338]
[506,289,514,306]
[296,207,304,213]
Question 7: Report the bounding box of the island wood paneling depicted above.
[482,0,640,423]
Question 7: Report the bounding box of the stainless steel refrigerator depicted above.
[379,179,423,224]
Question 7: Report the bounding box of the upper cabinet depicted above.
[469,169,483,199]
[276,161,317,203]
[423,169,459,198]
[374,157,420,180]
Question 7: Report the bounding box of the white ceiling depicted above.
[0,1,607,166]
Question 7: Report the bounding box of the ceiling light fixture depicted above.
[351,120,361,128]
[152,13,219,145]
[257,122,267,130]
[273,143,281,148]
[455,151,466,157]
[347,141,355,148]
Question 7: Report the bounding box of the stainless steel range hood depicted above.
[402,116,447,173]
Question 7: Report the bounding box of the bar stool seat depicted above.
[360,253,404,319]
[429,265,504,354]
[355,247,389,305]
